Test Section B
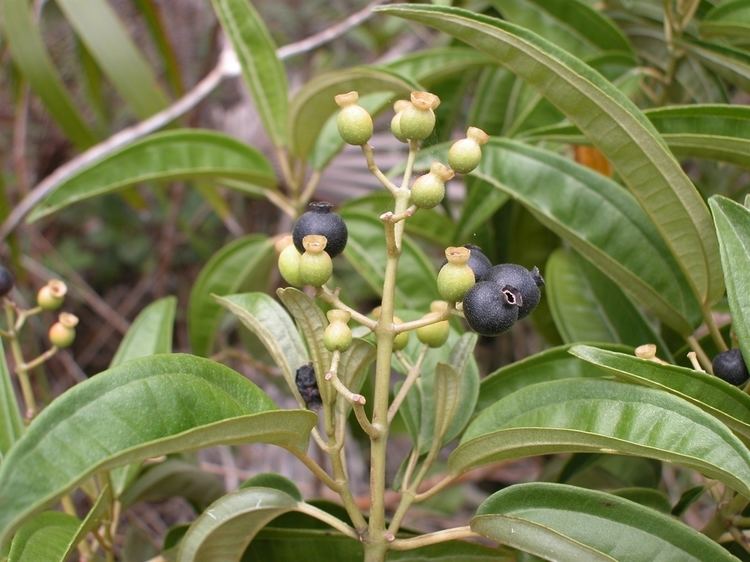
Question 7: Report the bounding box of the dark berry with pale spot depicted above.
[486,264,544,319]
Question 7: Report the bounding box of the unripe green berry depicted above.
[416,301,450,348]
[276,236,303,287]
[393,316,410,351]
[335,91,373,146]
[37,279,67,311]
[299,235,333,287]
[410,162,454,209]
[399,91,440,141]
[390,100,410,143]
[437,246,475,303]
[448,127,489,174]
[49,312,78,348]
[0,266,14,297]
[324,309,352,352]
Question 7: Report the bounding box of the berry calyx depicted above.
[37,279,67,311]
[417,301,450,348]
[0,266,14,297]
[463,282,522,336]
[410,162,454,209]
[441,244,492,282]
[49,312,78,348]
[399,91,440,141]
[299,235,333,287]
[335,91,373,146]
[390,100,411,143]
[276,236,303,287]
[324,309,352,352]
[292,201,348,258]
[437,246,475,303]
[486,264,544,319]
[448,127,489,174]
[712,349,749,386]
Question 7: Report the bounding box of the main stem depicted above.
[366,190,410,561]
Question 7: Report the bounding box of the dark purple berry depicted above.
[463,281,522,336]
[712,349,749,386]
[292,202,348,258]
[0,266,13,297]
[440,244,492,281]
[295,363,321,409]
[486,264,544,319]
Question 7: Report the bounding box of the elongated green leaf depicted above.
[342,210,439,310]
[55,0,169,118]
[546,249,671,357]
[240,473,302,500]
[29,130,277,221]
[0,354,316,545]
[488,0,633,56]
[276,288,332,404]
[472,483,736,562]
[709,196,750,371]
[451,378,750,497]
[683,37,750,92]
[212,0,288,146]
[111,296,176,366]
[526,104,750,169]
[189,235,275,356]
[213,293,309,405]
[289,67,416,161]
[1,0,96,147]
[477,342,629,411]
[571,345,750,444]
[434,363,460,443]
[120,459,224,509]
[701,0,750,44]
[0,340,23,457]
[337,339,375,420]
[379,4,722,309]
[59,486,111,562]
[8,512,79,562]
[472,139,701,333]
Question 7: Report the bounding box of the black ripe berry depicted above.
[439,244,492,281]
[295,363,322,409]
[712,349,749,386]
[0,266,13,297]
[292,202,348,258]
[486,264,544,319]
[463,282,522,336]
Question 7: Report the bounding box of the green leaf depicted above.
[451,378,750,497]
[473,139,701,333]
[28,130,277,222]
[189,236,275,356]
[683,37,750,92]
[571,345,750,444]
[341,210,439,310]
[213,293,309,406]
[378,3,722,309]
[337,339,375,419]
[8,512,79,562]
[240,473,302,501]
[433,364,460,443]
[546,249,672,357]
[289,67,416,161]
[120,459,224,510]
[701,0,750,45]
[472,482,737,562]
[212,0,288,146]
[276,288,332,404]
[0,354,316,545]
[0,0,96,147]
[111,296,176,366]
[0,340,23,457]
[710,196,750,369]
[526,104,750,170]
[477,343,629,412]
[55,0,169,118]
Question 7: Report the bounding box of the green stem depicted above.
[4,303,36,420]
[704,308,728,352]
[390,526,478,550]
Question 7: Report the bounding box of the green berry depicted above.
[393,316,410,351]
[399,91,440,141]
[324,309,352,352]
[486,264,544,319]
[299,235,333,287]
[390,100,410,143]
[416,301,450,348]
[335,91,373,145]
[437,247,475,303]
[49,313,78,348]
[463,282,522,336]
[292,202,348,257]
[448,127,489,174]
[0,266,14,297]
[276,236,303,287]
[713,349,749,386]
[37,279,67,311]
[410,162,453,209]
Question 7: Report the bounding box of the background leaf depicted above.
[7,512,79,562]
[111,296,176,366]
[0,341,23,457]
